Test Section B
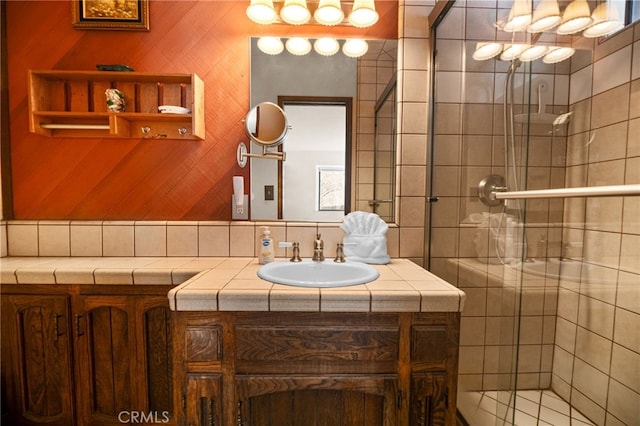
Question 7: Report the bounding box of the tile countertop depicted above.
[0,257,466,313]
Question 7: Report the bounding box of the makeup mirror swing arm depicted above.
[237,142,286,168]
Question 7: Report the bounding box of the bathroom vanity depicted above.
[0,257,464,426]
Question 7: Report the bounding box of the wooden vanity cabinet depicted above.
[1,286,175,426]
[173,311,460,426]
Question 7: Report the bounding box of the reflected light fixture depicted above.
[519,45,549,61]
[257,37,284,55]
[348,0,379,28]
[472,42,503,61]
[314,38,340,56]
[246,0,277,24]
[556,0,592,34]
[583,2,624,38]
[528,0,561,32]
[342,38,369,57]
[500,44,529,61]
[280,0,311,25]
[314,0,345,26]
[503,0,532,32]
[542,46,575,63]
[286,37,312,55]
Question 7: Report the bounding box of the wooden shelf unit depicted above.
[28,70,205,140]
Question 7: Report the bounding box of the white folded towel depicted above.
[340,211,390,264]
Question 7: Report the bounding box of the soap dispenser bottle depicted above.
[259,226,274,264]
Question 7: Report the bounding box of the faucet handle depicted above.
[290,242,302,262]
[278,241,302,262]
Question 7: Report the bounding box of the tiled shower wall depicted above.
[552,23,640,425]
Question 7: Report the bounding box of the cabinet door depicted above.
[73,295,138,425]
[410,374,449,426]
[235,375,398,426]
[73,295,175,426]
[181,375,222,426]
[140,299,174,422]
[1,295,75,425]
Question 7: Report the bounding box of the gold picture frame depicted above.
[72,0,149,31]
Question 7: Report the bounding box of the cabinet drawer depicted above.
[185,325,222,362]
[236,326,399,362]
[411,326,448,366]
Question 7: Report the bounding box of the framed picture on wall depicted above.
[72,0,150,31]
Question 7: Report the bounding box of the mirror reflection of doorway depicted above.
[278,96,352,222]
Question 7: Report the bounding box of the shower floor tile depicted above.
[458,390,595,426]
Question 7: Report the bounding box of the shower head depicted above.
[513,82,572,126]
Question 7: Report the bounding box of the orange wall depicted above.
[5,1,396,220]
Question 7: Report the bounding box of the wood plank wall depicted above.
[4,1,397,220]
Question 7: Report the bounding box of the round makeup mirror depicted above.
[244,102,290,147]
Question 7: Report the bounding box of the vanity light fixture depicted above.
[542,46,575,63]
[286,37,312,55]
[556,0,592,34]
[314,37,340,56]
[280,0,312,25]
[257,36,284,55]
[348,0,379,28]
[472,41,575,64]
[527,0,561,32]
[583,2,624,38]
[342,38,368,57]
[246,0,278,24]
[503,0,532,32]
[472,42,503,61]
[314,0,344,26]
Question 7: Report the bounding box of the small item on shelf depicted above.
[158,105,191,114]
[96,64,134,72]
[105,88,125,112]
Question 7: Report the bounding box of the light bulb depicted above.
[286,37,312,55]
[583,2,624,38]
[246,0,277,24]
[314,0,344,26]
[257,37,284,55]
[342,39,368,57]
[314,38,340,56]
[528,0,561,32]
[542,46,575,63]
[503,0,532,32]
[472,42,503,61]
[500,44,528,61]
[348,0,379,28]
[280,0,311,25]
[519,45,549,62]
[556,0,592,35]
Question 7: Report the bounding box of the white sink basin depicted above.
[257,260,379,288]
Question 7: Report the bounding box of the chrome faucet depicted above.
[312,233,325,262]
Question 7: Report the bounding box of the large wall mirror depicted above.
[249,37,397,222]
